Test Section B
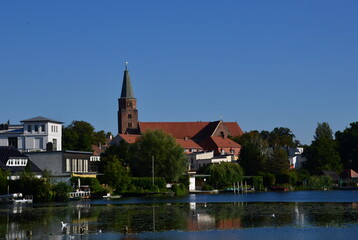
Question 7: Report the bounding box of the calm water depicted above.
[0,191,357,240]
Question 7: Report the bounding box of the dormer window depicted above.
[6,158,28,166]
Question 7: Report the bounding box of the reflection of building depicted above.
[0,116,62,152]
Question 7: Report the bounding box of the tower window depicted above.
[128,114,132,119]
[128,123,132,128]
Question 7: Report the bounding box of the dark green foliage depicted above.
[267,127,296,148]
[130,130,187,182]
[0,169,8,194]
[103,157,131,192]
[53,182,72,202]
[307,175,333,190]
[315,122,333,140]
[252,176,264,191]
[131,177,166,190]
[202,163,243,189]
[336,122,358,171]
[266,147,290,175]
[262,173,276,187]
[70,177,107,196]
[171,183,188,196]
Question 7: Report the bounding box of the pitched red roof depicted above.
[139,122,212,139]
[176,139,203,149]
[224,122,244,137]
[209,136,241,148]
[341,169,358,179]
[118,134,140,144]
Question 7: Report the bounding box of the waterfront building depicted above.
[113,65,244,161]
[0,116,62,152]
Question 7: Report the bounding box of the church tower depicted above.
[118,64,139,134]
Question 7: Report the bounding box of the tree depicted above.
[303,122,342,175]
[315,122,333,140]
[130,129,187,182]
[103,156,131,192]
[201,163,243,189]
[335,122,358,171]
[268,127,296,148]
[237,132,270,176]
[266,147,290,175]
[63,121,95,151]
[0,169,8,194]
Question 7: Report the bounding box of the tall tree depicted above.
[202,163,243,189]
[335,122,358,171]
[303,122,342,175]
[268,127,296,148]
[238,132,270,176]
[266,147,290,175]
[63,121,95,151]
[130,130,187,182]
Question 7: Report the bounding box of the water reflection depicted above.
[0,200,357,239]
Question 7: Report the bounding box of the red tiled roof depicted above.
[341,169,358,178]
[139,122,213,139]
[224,122,244,137]
[209,136,241,148]
[176,139,203,149]
[118,134,140,144]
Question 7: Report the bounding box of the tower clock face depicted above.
[127,101,133,108]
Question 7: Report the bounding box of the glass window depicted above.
[35,125,38,132]
[41,125,45,132]
[128,123,132,128]
[66,159,71,172]
[28,125,32,132]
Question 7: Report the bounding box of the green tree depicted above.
[268,127,296,148]
[267,147,290,175]
[130,129,187,182]
[53,182,72,201]
[93,130,108,145]
[0,169,8,194]
[238,132,270,176]
[203,163,244,189]
[303,122,342,175]
[103,156,131,192]
[63,120,95,151]
[315,122,333,140]
[335,122,358,171]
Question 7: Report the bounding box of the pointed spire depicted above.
[120,62,135,99]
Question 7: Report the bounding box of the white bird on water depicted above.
[61,221,68,229]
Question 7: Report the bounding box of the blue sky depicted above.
[1,1,357,144]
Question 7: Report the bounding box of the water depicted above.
[0,191,357,240]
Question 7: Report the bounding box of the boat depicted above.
[0,193,33,204]
[270,186,289,192]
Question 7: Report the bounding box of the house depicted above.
[0,116,63,152]
[0,146,42,180]
[113,65,243,162]
[26,150,98,183]
[187,151,235,171]
[288,147,306,168]
[340,169,358,187]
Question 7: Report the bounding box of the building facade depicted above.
[0,116,62,152]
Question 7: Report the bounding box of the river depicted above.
[0,190,357,240]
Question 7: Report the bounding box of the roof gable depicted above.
[21,116,63,124]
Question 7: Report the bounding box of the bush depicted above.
[131,177,166,190]
[263,173,276,187]
[307,175,333,190]
[252,176,264,191]
[171,183,188,196]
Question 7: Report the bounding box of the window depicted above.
[128,114,132,119]
[8,137,18,148]
[78,159,83,172]
[28,125,32,133]
[84,160,88,172]
[72,159,77,172]
[53,139,57,151]
[34,125,38,132]
[128,123,132,128]
[66,159,71,172]
[41,125,45,132]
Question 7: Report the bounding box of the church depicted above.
[112,65,243,162]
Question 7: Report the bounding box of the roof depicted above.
[139,122,215,139]
[118,134,140,144]
[322,170,340,181]
[21,116,63,124]
[340,169,358,179]
[175,139,203,149]
[209,136,242,148]
[139,121,243,139]
[0,147,42,174]
[120,68,135,99]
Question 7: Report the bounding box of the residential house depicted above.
[0,146,42,180]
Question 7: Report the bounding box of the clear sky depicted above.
[1,1,357,145]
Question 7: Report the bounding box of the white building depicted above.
[187,151,235,171]
[288,147,306,168]
[0,116,62,152]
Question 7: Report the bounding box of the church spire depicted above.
[120,62,135,99]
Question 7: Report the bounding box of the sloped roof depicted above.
[118,134,140,144]
[0,147,42,174]
[139,122,222,139]
[322,170,340,181]
[21,116,63,124]
[209,136,242,148]
[176,139,203,149]
[224,122,244,137]
[340,169,358,179]
[120,68,135,99]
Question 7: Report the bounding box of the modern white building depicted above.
[0,116,62,152]
[288,147,306,168]
[187,151,236,171]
